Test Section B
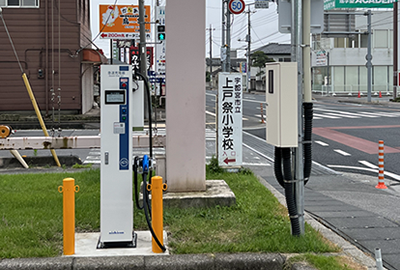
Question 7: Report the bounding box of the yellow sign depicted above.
[99,5,151,34]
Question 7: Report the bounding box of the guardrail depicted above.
[0,135,166,150]
[312,85,395,96]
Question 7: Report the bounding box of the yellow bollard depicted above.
[58,178,79,255]
[147,176,167,253]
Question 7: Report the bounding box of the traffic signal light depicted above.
[157,25,165,41]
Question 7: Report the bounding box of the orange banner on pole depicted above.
[99,5,151,34]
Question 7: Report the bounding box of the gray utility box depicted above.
[265,62,298,147]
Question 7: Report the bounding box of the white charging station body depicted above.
[99,65,139,246]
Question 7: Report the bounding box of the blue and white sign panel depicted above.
[228,0,245,15]
[218,73,242,167]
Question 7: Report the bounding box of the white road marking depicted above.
[206,111,216,116]
[334,149,351,156]
[313,113,341,119]
[242,162,271,166]
[360,111,399,117]
[83,149,101,164]
[315,141,329,146]
[327,165,400,181]
[324,112,360,119]
[314,108,378,118]
[359,160,378,169]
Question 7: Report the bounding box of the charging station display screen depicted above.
[105,90,126,104]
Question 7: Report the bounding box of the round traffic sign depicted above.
[228,0,245,15]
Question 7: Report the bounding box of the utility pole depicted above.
[226,3,231,72]
[245,6,255,92]
[207,25,215,90]
[139,0,149,119]
[291,0,304,236]
[221,0,227,72]
[139,0,147,78]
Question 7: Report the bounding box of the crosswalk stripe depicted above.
[360,111,399,117]
[334,149,351,156]
[314,113,340,119]
[314,108,378,118]
[324,112,360,119]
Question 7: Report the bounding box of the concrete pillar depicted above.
[165,0,206,192]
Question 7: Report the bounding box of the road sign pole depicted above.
[366,10,372,103]
[226,7,231,72]
[221,0,226,72]
[292,0,305,236]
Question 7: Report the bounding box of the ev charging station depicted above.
[98,65,143,248]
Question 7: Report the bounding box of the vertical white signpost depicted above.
[218,73,243,168]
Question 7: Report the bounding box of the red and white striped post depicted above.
[376,140,388,189]
[260,103,265,124]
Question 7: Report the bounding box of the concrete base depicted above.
[140,180,236,208]
[70,231,169,257]
[163,180,236,208]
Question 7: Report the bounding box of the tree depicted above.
[250,51,274,68]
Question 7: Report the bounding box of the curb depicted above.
[0,253,291,270]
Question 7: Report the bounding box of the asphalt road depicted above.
[207,90,400,182]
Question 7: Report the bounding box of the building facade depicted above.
[312,10,393,95]
[0,0,105,114]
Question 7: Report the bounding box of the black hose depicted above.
[282,148,301,236]
[303,103,313,184]
[142,171,166,252]
[272,103,313,236]
[133,156,144,210]
[274,147,285,188]
[134,72,153,161]
[133,72,165,252]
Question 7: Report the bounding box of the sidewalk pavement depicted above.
[242,129,400,270]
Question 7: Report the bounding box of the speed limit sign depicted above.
[228,0,245,15]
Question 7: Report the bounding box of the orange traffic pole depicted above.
[58,178,80,255]
[147,176,167,253]
[260,103,265,124]
[376,141,387,189]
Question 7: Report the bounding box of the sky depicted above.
[90,0,290,59]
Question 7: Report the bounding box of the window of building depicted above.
[359,65,368,92]
[333,66,345,92]
[360,34,368,48]
[374,66,388,92]
[278,58,291,62]
[0,0,39,7]
[389,30,393,48]
[334,38,345,48]
[346,66,358,91]
[333,38,354,48]
[374,30,388,48]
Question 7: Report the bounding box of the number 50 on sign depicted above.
[228,0,245,15]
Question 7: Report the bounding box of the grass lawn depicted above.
[0,166,362,269]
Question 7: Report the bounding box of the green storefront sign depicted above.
[324,0,395,10]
